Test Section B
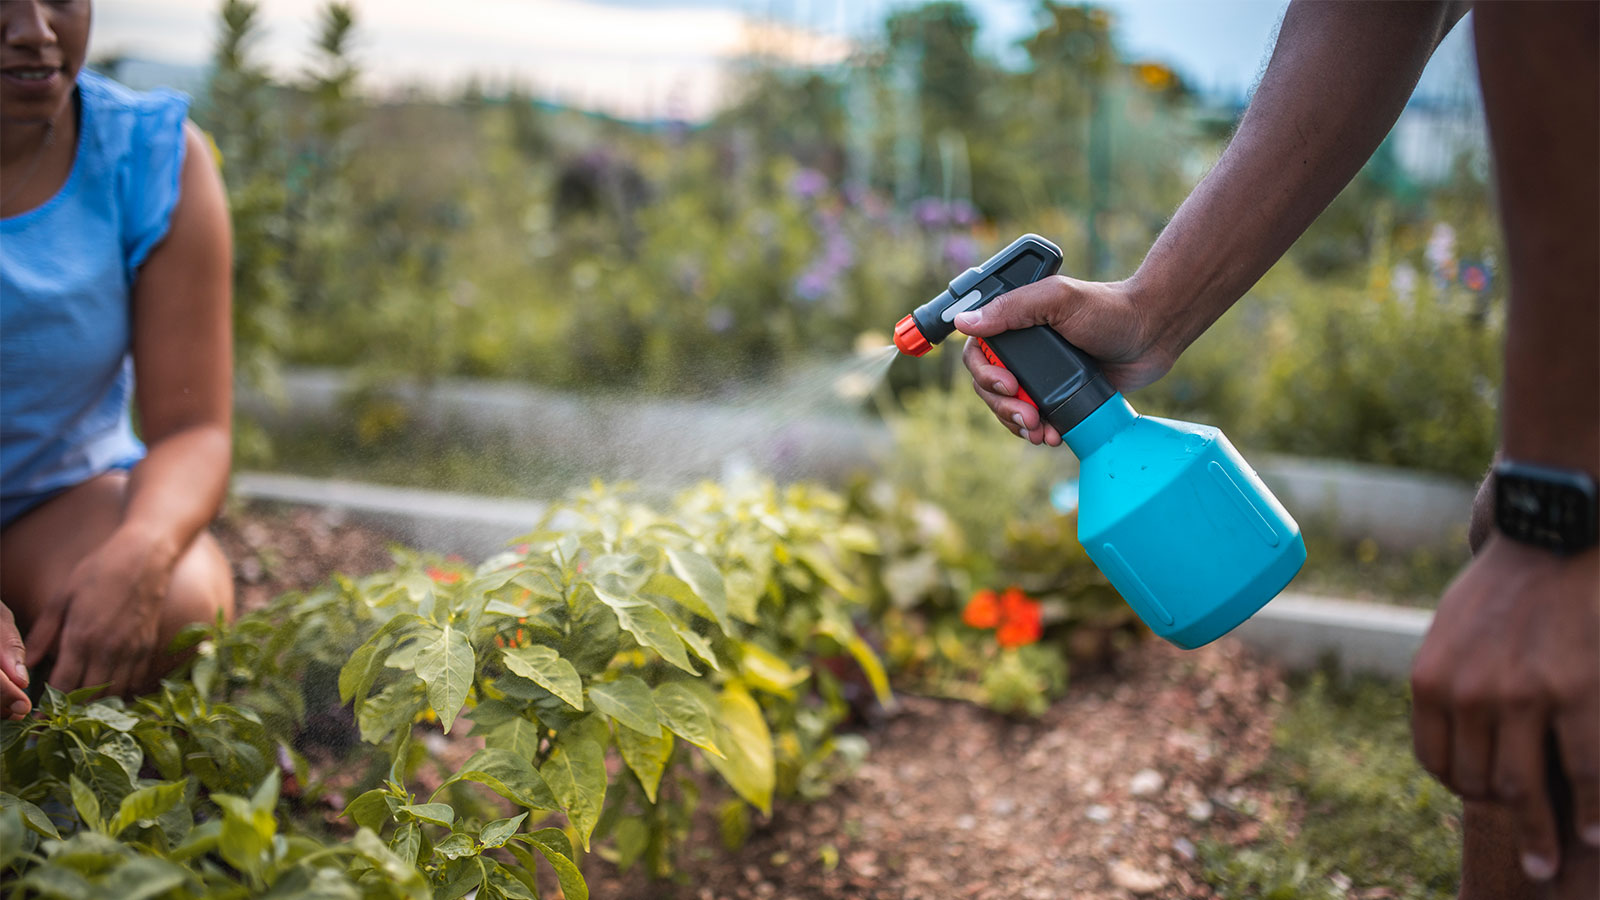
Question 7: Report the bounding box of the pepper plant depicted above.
[1,479,888,898]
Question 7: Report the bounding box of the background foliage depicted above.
[187,0,1503,479]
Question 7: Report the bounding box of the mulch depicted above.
[217,500,1294,900]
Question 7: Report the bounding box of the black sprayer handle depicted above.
[906,234,1115,434]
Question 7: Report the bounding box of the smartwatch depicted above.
[1493,460,1599,554]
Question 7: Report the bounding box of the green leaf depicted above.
[339,636,386,706]
[512,828,588,900]
[69,774,102,833]
[341,788,394,833]
[390,821,422,866]
[654,681,723,758]
[501,645,584,710]
[706,682,774,815]
[795,545,857,596]
[357,680,422,744]
[590,588,695,674]
[484,597,527,617]
[663,547,732,631]
[20,865,96,900]
[587,675,660,737]
[612,816,649,870]
[539,735,607,850]
[109,780,186,836]
[351,827,431,900]
[83,703,139,732]
[433,831,477,860]
[414,622,475,733]
[1,791,62,839]
[99,857,193,900]
[440,747,557,811]
[479,812,527,848]
[484,715,544,760]
[485,861,539,900]
[723,567,765,623]
[435,858,486,900]
[616,724,673,803]
[214,792,275,878]
[669,621,721,672]
[0,805,23,871]
[399,802,454,828]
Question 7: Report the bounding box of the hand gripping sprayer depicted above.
[893,234,1306,649]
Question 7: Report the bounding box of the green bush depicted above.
[1,480,887,898]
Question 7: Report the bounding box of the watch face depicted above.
[1495,462,1599,553]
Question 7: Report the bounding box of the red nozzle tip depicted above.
[893,314,932,357]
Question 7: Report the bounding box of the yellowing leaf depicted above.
[706,682,774,815]
[739,643,810,697]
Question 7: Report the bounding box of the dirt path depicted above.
[588,640,1286,900]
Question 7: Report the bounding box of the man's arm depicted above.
[1410,3,1599,889]
[957,0,1468,443]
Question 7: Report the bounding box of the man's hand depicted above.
[954,276,1171,446]
[1,603,30,719]
[1411,536,1600,882]
[24,527,175,698]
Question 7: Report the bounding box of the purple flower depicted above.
[912,197,948,229]
[942,234,980,270]
[794,269,831,302]
[789,168,829,200]
[948,199,977,227]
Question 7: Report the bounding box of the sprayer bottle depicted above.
[893,234,1306,649]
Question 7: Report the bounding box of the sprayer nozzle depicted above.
[893,314,932,357]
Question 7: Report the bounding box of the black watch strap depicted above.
[1493,460,1599,554]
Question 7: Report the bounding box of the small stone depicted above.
[1186,799,1214,822]
[1173,837,1197,860]
[989,797,1015,816]
[743,865,761,884]
[1086,804,1113,823]
[1109,861,1167,894]
[1080,776,1103,797]
[955,814,976,831]
[1129,768,1165,797]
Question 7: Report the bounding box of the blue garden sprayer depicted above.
[892,234,1306,649]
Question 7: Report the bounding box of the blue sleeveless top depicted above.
[0,70,190,527]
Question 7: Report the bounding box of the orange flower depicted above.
[426,566,461,585]
[996,587,1043,648]
[962,589,1001,628]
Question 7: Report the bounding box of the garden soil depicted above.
[218,501,1305,900]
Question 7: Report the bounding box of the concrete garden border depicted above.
[242,367,1478,551]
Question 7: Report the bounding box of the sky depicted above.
[92,0,1479,121]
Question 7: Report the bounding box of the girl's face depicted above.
[1,0,90,126]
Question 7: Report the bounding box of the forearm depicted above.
[1128,0,1465,361]
[1475,4,1600,476]
[117,425,231,569]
